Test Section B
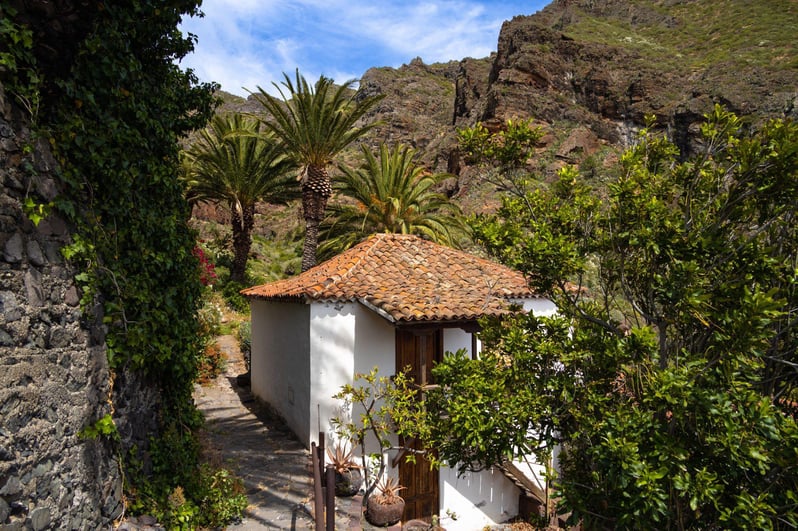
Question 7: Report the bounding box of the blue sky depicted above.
[179,0,551,97]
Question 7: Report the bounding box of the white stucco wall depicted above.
[309,301,356,447]
[442,327,473,358]
[309,302,397,448]
[353,307,403,483]
[252,299,399,450]
[250,299,310,445]
[439,466,520,530]
[521,297,558,317]
[352,304,395,377]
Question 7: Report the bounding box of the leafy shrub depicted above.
[124,417,247,529]
[196,342,226,383]
[192,245,218,286]
[196,293,223,343]
[164,486,198,530]
[237,320,251,372]
[78,413,120,441]
[195,465,248,528]
[222,280,250,314]
[202,231,234,271]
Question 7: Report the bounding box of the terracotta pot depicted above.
[365,497,405,527]
[334,468,363,497]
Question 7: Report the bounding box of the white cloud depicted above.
[179,0,550,96]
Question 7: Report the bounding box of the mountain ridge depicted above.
[208,0,797,253]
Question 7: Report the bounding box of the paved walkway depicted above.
[193,335,407,531]
[194,335,316,530]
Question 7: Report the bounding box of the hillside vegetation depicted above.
[201,0,797,282]
[559,1,796,71]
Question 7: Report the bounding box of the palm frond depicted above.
[181,113,299,208]
[252,69,384,168]
[319,142,469,258]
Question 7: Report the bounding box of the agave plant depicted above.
[365,475,406,527]
[372,476,405,505]
[326,441,360,473]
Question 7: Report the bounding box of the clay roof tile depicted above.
[241,234,540,322]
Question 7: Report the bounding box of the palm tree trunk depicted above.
[302,213,321,272]
[301,165,331,271]
[231,203,255,282]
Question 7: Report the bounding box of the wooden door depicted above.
[395,329,441,522]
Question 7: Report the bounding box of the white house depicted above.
[242,233,557,528]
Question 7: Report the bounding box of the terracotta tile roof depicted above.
[241,233,540,323]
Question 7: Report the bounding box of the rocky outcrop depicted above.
[357,58,463,173]
[479,0,797,150]
[353,0,798,166]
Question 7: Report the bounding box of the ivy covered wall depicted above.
[1,1,217,527]
[1,78,123,530]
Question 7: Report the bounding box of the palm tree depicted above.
[319,142,468,258]
[253,70,384,271]
[181,113,298,282]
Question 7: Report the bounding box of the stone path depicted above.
[193,335,405,531]
[193,335,315,530]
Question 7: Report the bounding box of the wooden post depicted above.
[319,432,326,486]
[311,442,324,531]
[326,465,336,531]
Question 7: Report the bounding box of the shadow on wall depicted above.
[439,466,519,529]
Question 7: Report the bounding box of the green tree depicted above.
[399,107,798,529]
[182,113,298,282]
[319,142,467,258]
[457,117,543,196]
[253,70,384,271]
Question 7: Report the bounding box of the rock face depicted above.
[345,0,797,176]
[0,82,119,530]
[0,81,160,529]
[474,0,798,153]
[477,16,648,143]
[357,58,464,173]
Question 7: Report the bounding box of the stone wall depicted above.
[0,83,123,529]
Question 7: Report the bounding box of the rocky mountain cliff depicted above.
[478,0,796,153]
[213,0,797,220]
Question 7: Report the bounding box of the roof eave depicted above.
[357,298,397,323]
[241,293,312,304]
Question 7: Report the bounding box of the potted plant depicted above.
[365,475,405,527]
[332,368,423,526]
[326,440,363,497]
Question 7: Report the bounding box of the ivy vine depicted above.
[0,4,39,118]
[2,0,219,520]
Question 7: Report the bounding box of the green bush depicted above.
[155,465,248,529]
[195,465,248,528]
[237,320,251,372]
[126,425,247,529]
[196,342,226,383]
[222,280,250,314]
[164,486,198,530]
[196,292,223,343]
